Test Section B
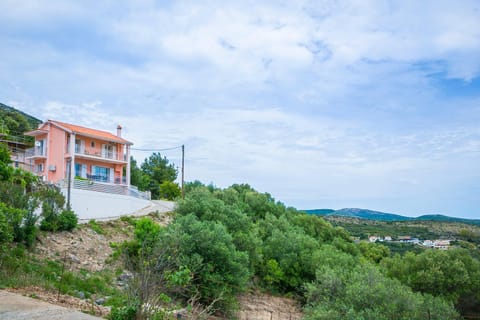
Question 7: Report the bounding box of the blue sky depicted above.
[1,1,479,218]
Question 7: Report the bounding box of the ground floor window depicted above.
[91,165,111,183]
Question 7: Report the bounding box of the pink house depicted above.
[25,120,132,190]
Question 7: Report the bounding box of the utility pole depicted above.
[181,144,185,198]
[67,159,72,210]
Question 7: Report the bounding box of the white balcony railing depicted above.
[69,145,126,162]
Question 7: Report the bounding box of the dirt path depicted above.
[77,200,175,223]
[0,290,103,320]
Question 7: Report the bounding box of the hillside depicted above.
[0,102,42,134]
[1,213,303,320]
[305,207,480,225]
[324,215,480,244]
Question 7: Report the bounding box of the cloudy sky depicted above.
[1,1,479,218]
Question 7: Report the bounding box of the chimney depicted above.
[117,124,122,137]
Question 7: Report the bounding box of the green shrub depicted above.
[0,202,38,247]
[158,181,181,200]
[39,185,77,232]
[0,203,14,244]
[109,303,139,320]
[134,218,161,247]
[58,209,77,231]
[120,215,136,226]
[88,220,104,234]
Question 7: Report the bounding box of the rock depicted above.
[95,297,106,305]
[117,272,133,282]
[74,290,85,299]
[237,293,303,320]
[69,254,81,264]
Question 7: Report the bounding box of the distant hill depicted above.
[305,208,480,226]
[416,214,480,226]
[306,209,336,215]
[0,102,42,134]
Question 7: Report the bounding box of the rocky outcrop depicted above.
[237,293,303,320]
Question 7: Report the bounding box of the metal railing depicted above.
[59,179,151,200]
[26,146,47,157]
[0,133,33,145]
[129,185,151,200]
[82,174,127,185]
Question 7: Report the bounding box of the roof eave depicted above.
[72,131,133,145]
[24,129,49,137]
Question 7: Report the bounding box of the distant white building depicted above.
[434,240,451,250]
[369,236,381,243]
[422,239,451,250]
[423,240,434,247]
[407,238,421,245]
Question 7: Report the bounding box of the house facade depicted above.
[25,120,132,191]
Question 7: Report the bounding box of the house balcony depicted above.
[69,148,128,164]
[25,146,47,159]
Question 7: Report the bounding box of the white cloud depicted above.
[1,1,479,217]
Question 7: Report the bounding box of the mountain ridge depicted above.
[305,208,480,225]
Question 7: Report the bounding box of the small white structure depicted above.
[422,240,434,247]
[434,240,451,250]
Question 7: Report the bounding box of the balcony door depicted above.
[102,144,115,159]
[75,139,85,154]
[35,139,46,156]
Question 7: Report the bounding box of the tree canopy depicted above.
[0,143,77,248]
[129,153,180,200]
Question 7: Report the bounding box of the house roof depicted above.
[49,120,133,145]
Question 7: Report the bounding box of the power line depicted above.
[131,145,183,152]
[131,144,186,198]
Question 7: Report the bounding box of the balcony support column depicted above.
[126,144,131,187]
[69,133,75,192]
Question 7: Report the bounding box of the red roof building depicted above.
[25,120,132,189]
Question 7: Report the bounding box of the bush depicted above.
[158,181,181,200]
[39,185,77,232]
[88,220,104,234]
[0,203,14,244]
[162,214,251,310]
[304,264,459,320]
[58,209,78,231]
[109,303,139,320]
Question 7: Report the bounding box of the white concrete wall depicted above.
[61,188,152,220]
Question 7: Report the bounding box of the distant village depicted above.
[365,235,453,250]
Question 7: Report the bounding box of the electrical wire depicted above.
[131,145,183,152]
